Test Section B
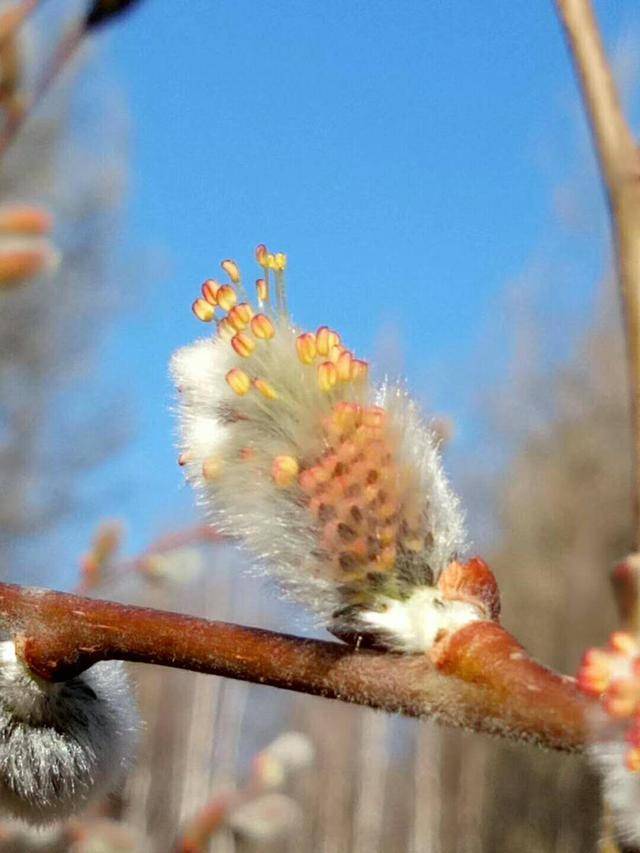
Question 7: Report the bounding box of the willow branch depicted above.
[0,582,588,752]
[0,21,84,160]
[555,0,640,557]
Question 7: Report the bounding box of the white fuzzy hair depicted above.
[172,312,467,647]
[0,642,139,824]
[590,736,640,847]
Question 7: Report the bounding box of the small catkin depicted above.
[0,641,139,824]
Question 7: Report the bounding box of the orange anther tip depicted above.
[610,632,638,656]
[192,298,215,322]
[625,747,640,772]
[178,452,189,466]
[202,456,222,481]
[256,277,268,302]
[336,349,353,381]
[228,302,254,330]
[328,344,343,364]
[272,455,300,487]
[318,361,337,391]
[296,332,317,364]
[251,313,275,340]
[350,358,369,381]
[255,244,268,265]
[221,259,240,283]
[0,205,53,235]
[226,368,251,396]
[231,331,256,358]
[216,284,237,312]
[254,378,278,399]
[201,279,219,305]
[217,317,236,339]
[316,326,331,357]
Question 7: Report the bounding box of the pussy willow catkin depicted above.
[172,246,481,652]
[0,641,138,823]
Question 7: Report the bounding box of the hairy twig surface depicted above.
[0,580,588,751]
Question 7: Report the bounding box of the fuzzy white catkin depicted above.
[172,252,475,653]
[0,641,139,824]
[590,739,640,847]
[171,330,467,625]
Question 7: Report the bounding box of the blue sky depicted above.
[52,1,639,584]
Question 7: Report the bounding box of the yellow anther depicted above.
[333,401,361,432]
[216,284,237,311]
[274,252,287,271]
[266,253,279,271]
[231,331,256,358]
[256,277,268,302]
[316,326,340,357]
[626,747,640,772]
[254,378,278,400]
[318,361,337,391]
[201,279,219,305]
[328,344,343,364]
[251,313,275,340]
[272,455,300,487]
[610,632,638,656]
[350,358,369,382]
[336,349,353,381]
[226,368,251,395]
[363,406,386,428]
[228,302,254,330]
[296,332,317,364]
[255,244,268,266]
[192,298,215,323]
[202,456,223,481]
[221,259,240,283]
[217,317,236,339]
[316,326,330,356]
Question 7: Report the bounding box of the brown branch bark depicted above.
[0,581,588,752]
[555,0,640,556]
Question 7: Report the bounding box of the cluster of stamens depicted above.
[578,631,640,771]
[295,327,368,390]
[190,245,369,404]
[187,246,430,580]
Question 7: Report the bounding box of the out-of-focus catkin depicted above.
[0,641,139,824]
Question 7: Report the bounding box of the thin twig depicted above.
[0,580,588,751]
[0,20,85,160]
[554,4,640,850]
[555,0,640,556]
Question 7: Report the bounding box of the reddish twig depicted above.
[0,577,589,752]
